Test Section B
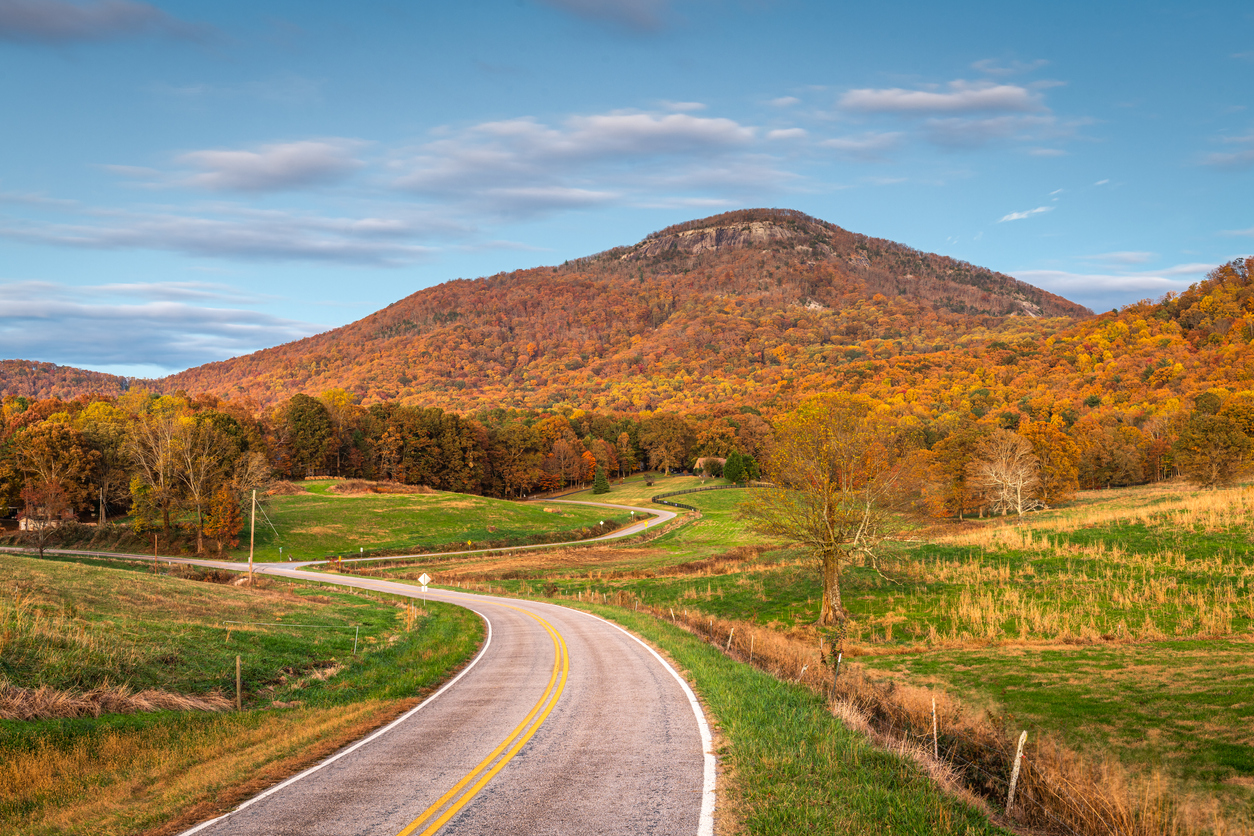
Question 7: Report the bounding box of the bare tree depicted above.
[969,429,1043,516]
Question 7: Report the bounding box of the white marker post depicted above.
[418,572,431,609]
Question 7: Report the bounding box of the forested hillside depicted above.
[153,209,1091,410]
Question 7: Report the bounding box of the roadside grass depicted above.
[0,553,483,836]
[234,480,616,562]
[859,637,1254,820]
[461,481,1254,828]
[579,604,1010,836]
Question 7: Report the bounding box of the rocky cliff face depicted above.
[626,219,821,260]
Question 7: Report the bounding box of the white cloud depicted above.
[821,131,904,161]
[840,81,1042,114]
[0,280,321,372]
[177,140,367,192]
[767,128,807,140]
[395,110,765,216]
[1202,132,1254,169]
[0,0,210,43]
[0,204,440,265]
[923,114,1056,148]
[1095,179,1110,185]
[1082,251,1157,266]
[998,206,1053,223]
[768,96,800,108]
[1028,147,1066,157]
[661,100,706,112]
[1016,263,1217,311]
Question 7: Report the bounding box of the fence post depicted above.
[235,655,242,711]
[725,627,735,651]
[932,697,939,760]
[1006,730,1028,815]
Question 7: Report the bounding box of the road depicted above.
[2,499,715,836]
[183,573,715,836]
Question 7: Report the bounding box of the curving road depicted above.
[3,497,713,835]
[181,573,715,836]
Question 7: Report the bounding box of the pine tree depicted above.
[592,465,610,495]
[724,450,745,484]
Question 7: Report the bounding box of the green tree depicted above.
[1174,412,1252,487]
[742,394,919,628]
[723,450,745,484]
[592,465,610,494]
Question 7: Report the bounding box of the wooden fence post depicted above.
[1007,730,1028,814]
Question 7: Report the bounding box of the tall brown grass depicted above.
[0,681,230,720]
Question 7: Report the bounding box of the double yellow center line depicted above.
[396,606,569,836]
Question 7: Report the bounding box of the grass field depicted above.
[454,480,1254,831]
[0,552,483,835]
[574,604,1011,836]
[233,479,625,562]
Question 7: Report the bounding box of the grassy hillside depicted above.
[0,553,483,835]
[234,480,627,561]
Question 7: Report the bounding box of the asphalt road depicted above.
[181,574,715,836]
[4,498,715,835]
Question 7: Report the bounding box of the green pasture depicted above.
[568,604,1010,836]
[476,483,1254,820]
[235,480,619,562]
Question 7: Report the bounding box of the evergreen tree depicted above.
[724,450,745,484]
[592,464,610,495]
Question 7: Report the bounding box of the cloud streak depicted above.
[395,110,772,216]
[998,206,1053,222]
[840,81,1042,114]
[0,204,439,266]
[177,140,367,192]
[1016,264,1217,312]
[0,0,209,43]
[0,280,322,372]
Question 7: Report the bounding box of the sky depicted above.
[1,0,1252,377]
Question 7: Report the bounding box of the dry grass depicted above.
[943,484,1254,549]
[0,682,231,720]
[0,700,409,836]
[328,480,435,496]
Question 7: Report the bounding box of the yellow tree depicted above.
[1019,420,1080,506]
[742,393,918,628]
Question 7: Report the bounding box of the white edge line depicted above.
[563,607,717,836]
[176,604,494,836]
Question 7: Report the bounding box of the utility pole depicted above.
[248,489,256,584]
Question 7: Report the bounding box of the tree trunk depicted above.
[818,548,845,627]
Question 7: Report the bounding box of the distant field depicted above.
[233,480,622,562]
[0,552,482,836]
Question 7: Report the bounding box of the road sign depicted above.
[418,573,431,585]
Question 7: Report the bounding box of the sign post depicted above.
[418,572,431,609]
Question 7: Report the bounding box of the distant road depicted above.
[3,499,715,836]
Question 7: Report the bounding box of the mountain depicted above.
[146,209,1091,411]
[0,360,128,401]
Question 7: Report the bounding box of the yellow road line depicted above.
[396,606,569,836]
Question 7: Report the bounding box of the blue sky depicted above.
[2,0,1252,377]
